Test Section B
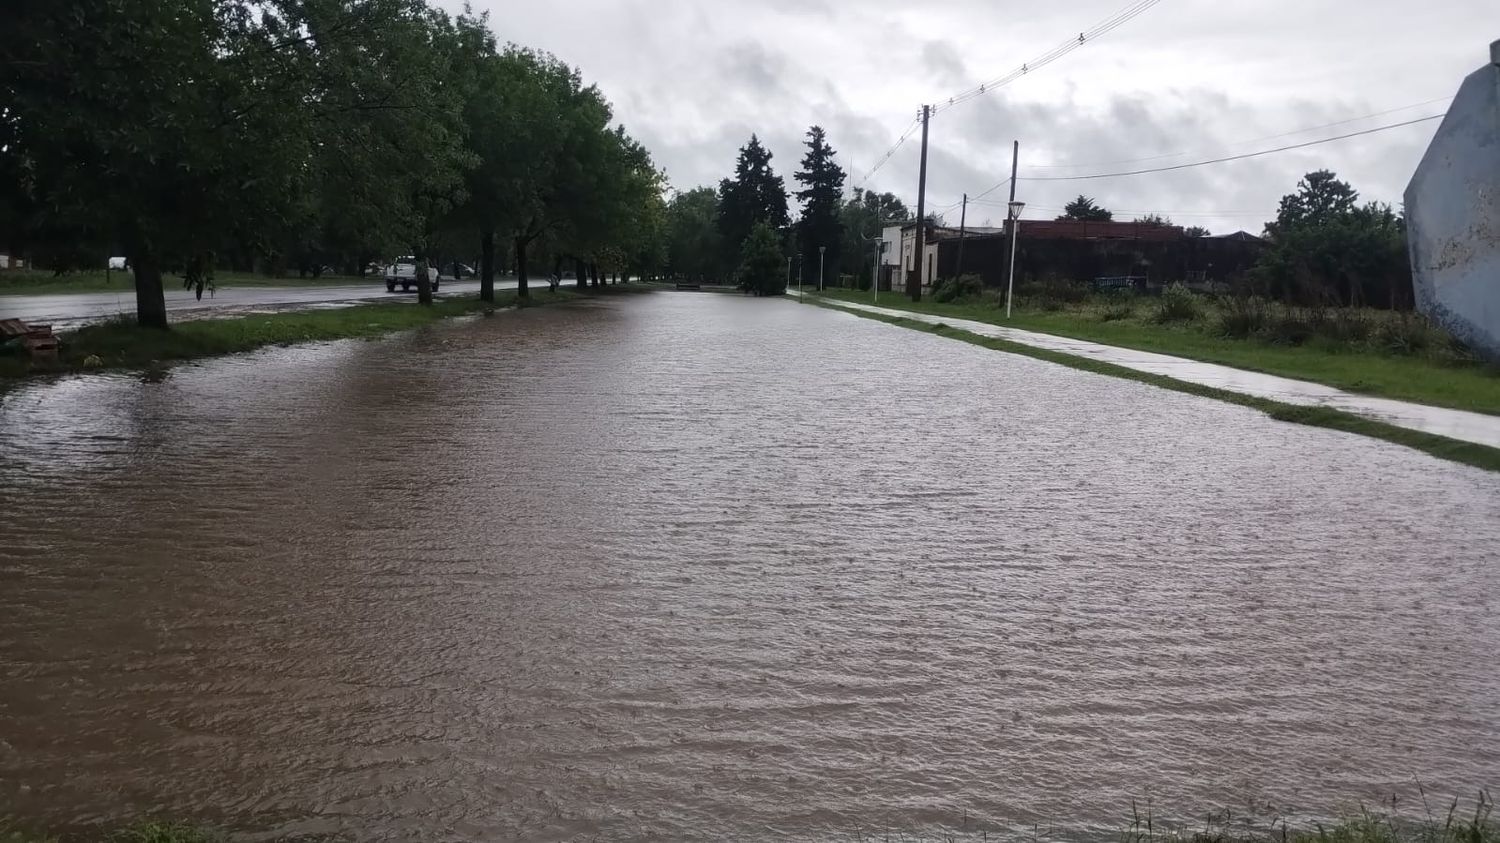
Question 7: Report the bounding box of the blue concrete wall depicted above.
[1405,41,1500,360]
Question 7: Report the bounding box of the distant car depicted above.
[108,257,128,270]
[384,257,441,293]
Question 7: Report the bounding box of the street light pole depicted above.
[797,253,803,297]
[1006,200,1026,319]
[818,246,826,292]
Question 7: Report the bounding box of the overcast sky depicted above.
[440,0,1496,234]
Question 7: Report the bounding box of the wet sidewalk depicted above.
[812,296,1500,451]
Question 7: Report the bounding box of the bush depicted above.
[1217,296,1271,338]
[1308,307,1373,344]
[1017,275,1089,311]
[736,223,787,296]
[1263,308,1317,346]
[1098,292,1137,322]
[1375,312,1440,355]
[1154,283,1201,323]
[931,274,984,304]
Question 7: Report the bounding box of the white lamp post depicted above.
[1006,200,1026,319]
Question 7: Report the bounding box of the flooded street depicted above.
[1,291,1498,841]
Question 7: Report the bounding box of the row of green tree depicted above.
[661,129,911,296]
[2,0,667,326]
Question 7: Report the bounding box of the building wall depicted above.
[1405,41,1500,361]
[937,232,1265,289]
[880,226,904,267]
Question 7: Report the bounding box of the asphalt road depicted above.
[0,277,541,330]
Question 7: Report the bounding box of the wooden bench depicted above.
[0,318,60,362]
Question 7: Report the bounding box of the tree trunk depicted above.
[417,257,433,306]
[132,249,169,329]
[515,237,530,300]
[590,262,600,288]
[575,258,588,289]
[480,230,496,303]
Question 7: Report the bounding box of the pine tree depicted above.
[716,136,789,271]
[1058,196,1114,222]
[794,126,847,286]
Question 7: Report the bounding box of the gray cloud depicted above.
[439,0,1498,233]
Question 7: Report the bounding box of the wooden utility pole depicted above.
[908,105,930,301]
[956,193,968,280]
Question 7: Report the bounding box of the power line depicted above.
[1026,95,1454,170]
[1014,113,1445,182]
[972,177,1012,202]
[858,114,923,184]
[931,0,1165,116]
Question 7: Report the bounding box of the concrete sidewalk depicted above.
[812,295,1500,451]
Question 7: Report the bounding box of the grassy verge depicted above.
[817,290,1500,416]
[812,301,1500,473]
[0,270,374,296]
[4,801,1494,843]
[0,288,583,381]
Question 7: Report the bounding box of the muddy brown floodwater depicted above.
[2,292,1498,841]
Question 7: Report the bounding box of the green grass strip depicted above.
[813,299,1500,474]
[0,288,594,383]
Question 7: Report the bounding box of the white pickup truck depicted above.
[383,257,441,293]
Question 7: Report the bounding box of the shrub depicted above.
[931,274,984,304]
[1263,307,1317,346]
[1375,312,1440,356]
[1308,306,1373,344]
[1099,293,1137,322]
[735,223,787,296]
[1154,283,1201,323]
[1217,296,1270,338]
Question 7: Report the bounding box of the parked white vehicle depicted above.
[108,257,128,270]
[383,257,440,293]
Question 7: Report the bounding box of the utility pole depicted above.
[1008,141,1019,205]
[956,193,968,281]
[869,196,883,304]
[908,105,930,301]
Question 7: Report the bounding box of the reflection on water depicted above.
[2,293,1498,841]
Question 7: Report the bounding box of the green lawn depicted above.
[0,289,581,381]
[0,269,375,296]
[820,289,1500,416]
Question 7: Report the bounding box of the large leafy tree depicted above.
[838,187,908,282]
[2,0,471,323]
[4,0,315,325]
[1256,171,1411,308]
[1057,195,1114,222]
[288,0,473,304]
[665,187,723,282]
[716,136,788,271]
[794,126,846,286]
